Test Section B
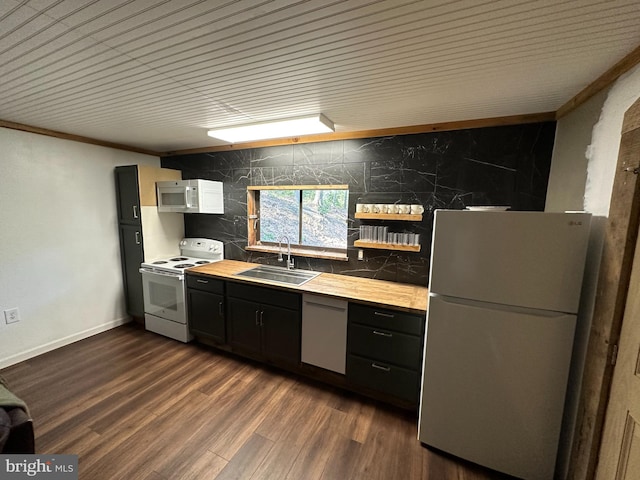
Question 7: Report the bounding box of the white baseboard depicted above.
[0,316,132,370]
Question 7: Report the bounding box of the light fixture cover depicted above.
[207,114,334,143]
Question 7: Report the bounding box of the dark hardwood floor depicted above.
[1,323,512,479]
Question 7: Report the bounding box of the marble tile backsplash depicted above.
[162,122,555,286]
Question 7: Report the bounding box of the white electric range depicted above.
[139,238,224,342]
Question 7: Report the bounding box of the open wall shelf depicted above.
[355,213,422,221]
[354,240,421,252]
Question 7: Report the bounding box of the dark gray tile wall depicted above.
[162,122,555,286]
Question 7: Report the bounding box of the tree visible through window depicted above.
[261,189,301,243]
[258,187,348,250]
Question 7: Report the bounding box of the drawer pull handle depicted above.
[373,330,393,338]
[218,302,223,316]
[371,363,391,372]
[374,311,394,318]
[196,279,209,284]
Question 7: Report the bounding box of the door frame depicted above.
[569,97,640,478]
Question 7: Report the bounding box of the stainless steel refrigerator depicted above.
[418,210,591,480]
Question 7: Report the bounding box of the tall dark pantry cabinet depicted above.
[114,164,183,322]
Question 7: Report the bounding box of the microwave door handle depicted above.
[184,187,191,209]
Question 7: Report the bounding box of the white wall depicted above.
[0,128,160,368]
[585,66,640,215]
[550,63,640,479]
[546,89,607,213]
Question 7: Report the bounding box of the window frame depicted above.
[246,184,349,261]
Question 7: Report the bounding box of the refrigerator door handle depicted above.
[433,294,571,318]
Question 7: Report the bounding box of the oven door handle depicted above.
[139,268,184,281]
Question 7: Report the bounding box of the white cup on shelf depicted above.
[410,204,424,215]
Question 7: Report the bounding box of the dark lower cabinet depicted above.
[227,297,262,354]
[260,303,301,365]
[346,303,425,405]
[118,224,144,318]
[184,273,424,409]
[187,275,226,343]
[227,282,301,367]
[347,354,421,403]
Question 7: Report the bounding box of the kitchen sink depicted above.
[235,265,321,286]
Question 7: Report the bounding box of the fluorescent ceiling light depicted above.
[207,114,334,143]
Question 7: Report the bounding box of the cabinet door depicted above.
[262,305,300,366]
[119,224,144,317]
[188,289,225,343]
[115,165,141,225]
[227,297,261,355]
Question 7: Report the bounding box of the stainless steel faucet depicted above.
[278,236,295,270]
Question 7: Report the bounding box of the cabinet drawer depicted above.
[227,281,300,310]
[186,275,224,294]
[347,354,420,404]
[349,303,423,336]
[348,323,422,370]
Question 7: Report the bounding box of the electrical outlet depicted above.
[4,307,20,324]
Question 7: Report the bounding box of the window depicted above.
[247,185,349,260]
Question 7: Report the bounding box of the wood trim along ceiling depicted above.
[161,112,556,156]
[556,44,640,119]
[0,119,160,157]
[1,43,638,156]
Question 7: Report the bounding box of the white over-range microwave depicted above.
[156,179,224,214]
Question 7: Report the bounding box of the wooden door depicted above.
[596,224,640,479]
[570,96,640,479]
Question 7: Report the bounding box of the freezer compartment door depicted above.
[429,210,590,312]
[418,294,576,480]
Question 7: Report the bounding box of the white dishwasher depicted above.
[302,293,348,374]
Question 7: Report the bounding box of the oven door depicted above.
[140,269,186,323]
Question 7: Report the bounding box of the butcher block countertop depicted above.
[188,260,428,314]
